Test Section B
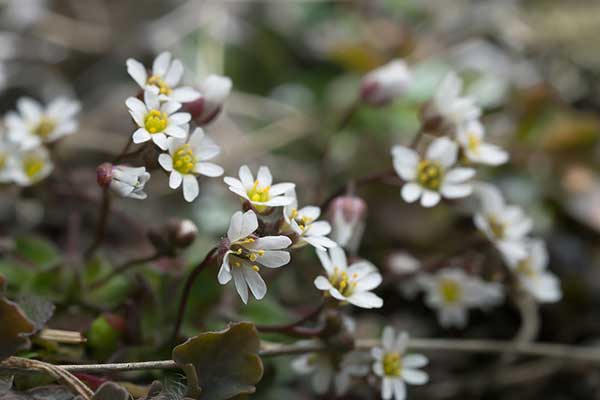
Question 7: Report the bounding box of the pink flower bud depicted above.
[96,162,113,188]
[360,60,411,106]
[184,74,232,125]
[328,195,367,254]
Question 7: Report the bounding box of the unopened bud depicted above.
[96,162,113,188]
[167,218,198,249]
[328,195,367,254]
[360,59,411,106]
[184,74,232,125]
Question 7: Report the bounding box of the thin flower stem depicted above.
[171,247,219,343]
[255,302,324,333]
[320,168,398,210]
[6,338,600,375]
[89,252,162,289]
[83,187,111,260]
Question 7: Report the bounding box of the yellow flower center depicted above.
[172,144,196,174]
[417,160,443,191]
[516,258,536,277]
[329,267,358,297]
[147,75,172,95]
[33,118,56,139]
[144,109,168,134]
[439,278,462,304]
[289,208,314,231]
[247,180,271,212]
[383,352,402,377]
[23,155,45,179]
[467,133,480,153]
[487,214,505,238]
[230,237,264,272]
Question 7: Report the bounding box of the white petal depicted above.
[316,249,334,274]
[257,166,273,187]
[169,112,192,125]
[171,87,201,102]
[314,276,333,291]
[402,368,429,385]
[403,354,428,369]
[195,162,223,177]
[401,182,422,203]
[126,97,147,126]
[393,380,406,400]
[152,51,171,77]
[440,183,472,199]
[382,377,393,400]
[420,190,441,207]
[258,250,290,268]
[164,59,183,86]
[269,182,295,196]
[426,137,457,168]
[132,128,151,143]
[232,269,249,304]
[182,174,199,202]
[169,170,183,189]
[240,210,259,238]
[445,167,475,183]
[329,247,348,269]
[158,153,173,172]
[17,98,42,121]
[243,267,267,300]
[251,236,292,250]
[306,221,331,236]
[217,259,232,284]
[151,133,168,150]
[391,146,419,180]
[382,326,396,350]
[239,165,254,188]
[127,58,148,88]
[348,291,383,308]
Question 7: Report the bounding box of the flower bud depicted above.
[167,218,198,249]
[328,195,367,254]
[184,74,232,125]
[360,59,411,106]
[108,165,150,200]
[96,162,113,188]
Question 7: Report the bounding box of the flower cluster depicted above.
[0,97,80,186]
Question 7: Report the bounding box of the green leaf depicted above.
[16,294,55,332]
[172,322,264,400]
[14,236,60,270]
[0,275,36,361]
[86,316,121,360]
[91,382,129,400]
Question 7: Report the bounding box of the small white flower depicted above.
[223,165,295,213]
[361,59,412,106]
[127,51,200,103]
[194,74,232,124]
[372,327,428,400]
[432,72,481,131]
[293,347,369,396]
[0,132,20,183]
[6,97,80,148]
[218,210,292,304]
[505,239,562,303]
[126,89,191,150]
[457,120,508,166]
[328,195,367,254]
[314,247,383,309]
[283,190,337,251]
[158,127,224,202]
[10,146,53,186]
[417,268,503,328]
[109,165,150,200]
[473,183,532,260]
[392,137,475,207]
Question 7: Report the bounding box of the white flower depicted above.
[10,146,53,186]
[293,348,369,396]
[158,127,224,202]
[505,239,561,303]
[457,120,508,166]
[432,72,481,131]
[372,327,428,400]
[283,190,337,251]
[473,183,532,260]
[314,247,383,309]
[6,97,80,148]
[194,74,233,124]
[392,137,475,207]
[217,210,292,304]
[109,165,150,200]
[127,51,200,103]
[361,59,412,106]
[126,90,190,150]
[0,132,20,183]
[328,195,367,254]
[417,268,503,328]
[223,165,295,213]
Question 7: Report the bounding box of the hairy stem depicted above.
[171,247,219,343]
[84,187,111,260]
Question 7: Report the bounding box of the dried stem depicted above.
[5,338,600,376]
